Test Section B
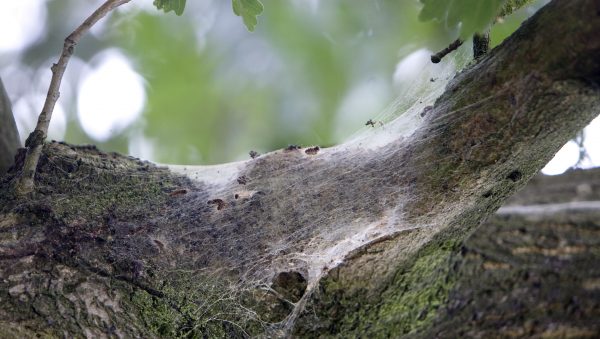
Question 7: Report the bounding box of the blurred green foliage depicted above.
[420,0,507,38]
[5,0,547,165]
[419,0,537,38]
[114,0,448,163]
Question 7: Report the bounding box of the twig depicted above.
[430,38,463,63]
[14,0,132,195]
[431,30,490,64]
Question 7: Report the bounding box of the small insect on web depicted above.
[365,119,383,127]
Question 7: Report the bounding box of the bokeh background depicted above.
[1,0,597,174]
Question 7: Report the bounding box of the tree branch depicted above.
[296,1,600,334]
[13,0,131,195]
[430,38,463,63]
[0,0,599,337]
[0,78,20,174]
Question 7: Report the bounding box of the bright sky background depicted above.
[77,49,145,142]
[0,0,598,175]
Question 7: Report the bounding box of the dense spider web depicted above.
[159,46,472,336]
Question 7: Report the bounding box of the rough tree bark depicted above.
[415,168,600,338]
[0,0,599,337]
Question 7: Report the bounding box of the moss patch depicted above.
[375,242,457,335]
[129,273,266,338]
[294,239,459,337]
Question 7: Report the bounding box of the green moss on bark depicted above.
[376,242,457,335]
[294,240,460,337]
[129,274,268,338]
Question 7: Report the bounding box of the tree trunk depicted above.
[0,78,21,174]
[1,0,599,337]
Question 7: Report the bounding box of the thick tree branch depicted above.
[13,0,131,196]
[294,1,600,335]
[0,0,599,337]
[406,0,600,217]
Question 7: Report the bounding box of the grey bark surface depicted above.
[417,168,600,338]
[0,78,21,174]
[0,0,599,337]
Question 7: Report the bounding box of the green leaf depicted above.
[153,0,186,16]
[419,0,507,38]
[232,0,264,32]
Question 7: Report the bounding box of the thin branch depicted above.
[13,0,132,195]
[430,38,463,63]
